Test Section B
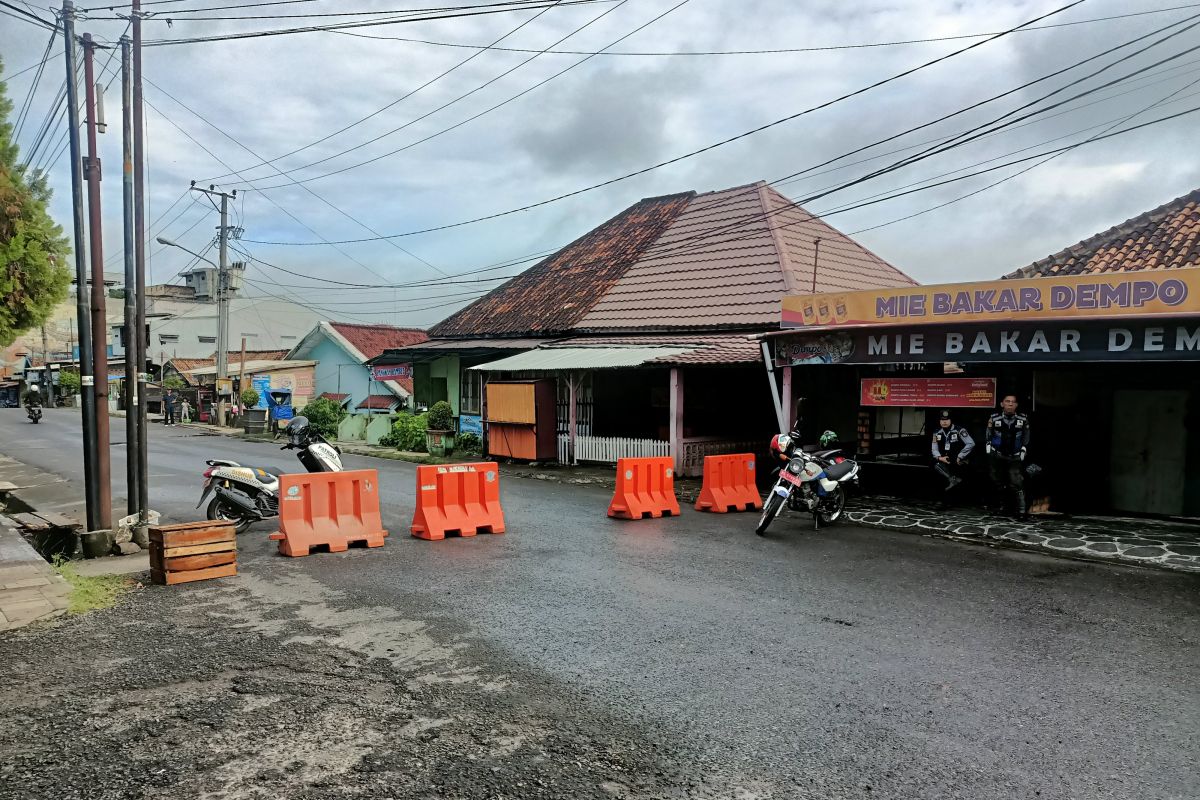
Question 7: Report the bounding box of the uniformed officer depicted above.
[931,410,974,497]
[986,394,1031,520]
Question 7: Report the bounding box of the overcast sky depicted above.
[4,0,1198,327]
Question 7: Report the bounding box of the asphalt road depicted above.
[2,408,1198,799]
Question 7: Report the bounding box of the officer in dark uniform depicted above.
[931,409,974,500]
[986,394,1031,520]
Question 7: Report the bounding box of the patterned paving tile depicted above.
[845,499,1200,574]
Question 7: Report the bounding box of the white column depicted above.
[669,367,684,473]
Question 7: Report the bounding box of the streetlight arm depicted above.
[156,236,218,268]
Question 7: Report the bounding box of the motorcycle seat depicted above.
[244,466,285,482]
[824,461,855,481]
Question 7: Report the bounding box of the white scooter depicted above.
[197,416,343,533]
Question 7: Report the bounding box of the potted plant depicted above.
[240,388,266,432]
[424,401,456,457]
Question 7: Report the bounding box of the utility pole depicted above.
[120,35,139,519]
[62,1,101,532]
[83,33,112,531]
[132,0,149,535]
[191,184,235,426]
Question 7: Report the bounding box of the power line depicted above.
[140,77,447,276]
[330,3,1200,56]
[13,23,59,144]
[80,0,320,11]
[242,0,1088,243]
[129,0,612,20]
[0,0,56,30]
[222,0,638,184]
[138,0,616,46]
[200,0,567,183]
[848,76,1200,236]
[653,14,1200,263]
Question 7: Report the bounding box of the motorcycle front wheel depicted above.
[818,484,846,525]
[206,496,255,534]
[756,490,786,536]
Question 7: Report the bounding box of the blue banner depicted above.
[458,414,482,436]
[251,375,271,409]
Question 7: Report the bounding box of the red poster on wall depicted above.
[860,377,996,408]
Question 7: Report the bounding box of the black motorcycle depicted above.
[26,404,42,424]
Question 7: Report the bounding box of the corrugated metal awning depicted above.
[470,346,690,372]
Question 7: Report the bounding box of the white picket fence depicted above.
[557,434,670,465]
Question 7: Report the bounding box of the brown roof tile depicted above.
[579,182,916,331]
[356,394,401,410]
[1005,188,1200,278]
[428,192,695,338]
[328,323,427,360]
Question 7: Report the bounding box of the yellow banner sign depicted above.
[781,268,1200,328]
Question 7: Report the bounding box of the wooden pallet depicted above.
[149,521,237,586]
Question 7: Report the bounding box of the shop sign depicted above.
[782,269,1200,329]
[775,320,1200,365]
[371,364,412,380]
[860,377,996,408]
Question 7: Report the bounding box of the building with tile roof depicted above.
[287,322,427,415]
[1004,188,1200,279]
[763,187,1200,519]
[374,182,915,473]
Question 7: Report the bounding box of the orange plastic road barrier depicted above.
[269,469,388,557]
[411,462,506,540]
[694,453,763,513]
[607,457,681,519]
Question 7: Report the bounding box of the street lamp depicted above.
[155,236,218,268]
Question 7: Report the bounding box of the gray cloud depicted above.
[3,0,1198,327]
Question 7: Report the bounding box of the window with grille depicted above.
[460,370,482,415]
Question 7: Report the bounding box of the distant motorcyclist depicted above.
[24,384,43,424]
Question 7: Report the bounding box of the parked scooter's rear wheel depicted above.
[756,491,785,536]
[206,496,254,534]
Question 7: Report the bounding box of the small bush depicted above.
[296,397,346,439]
[240,388,260,408]
[58,370,80,396]
[383,412,428,451]
[457,431,482,455]
[162,374,185,391]
[427,400,454,431]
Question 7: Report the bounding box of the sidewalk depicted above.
[0,517,70,631]
[847,499,1200,574]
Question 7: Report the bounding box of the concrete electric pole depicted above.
[61,0,102,532]
[183,184,236,426]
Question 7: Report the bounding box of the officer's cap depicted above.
[938,410,952,420]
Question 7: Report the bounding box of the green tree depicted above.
[162,374,185,391]
[0,58,71,347]
[58,369,80,395]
